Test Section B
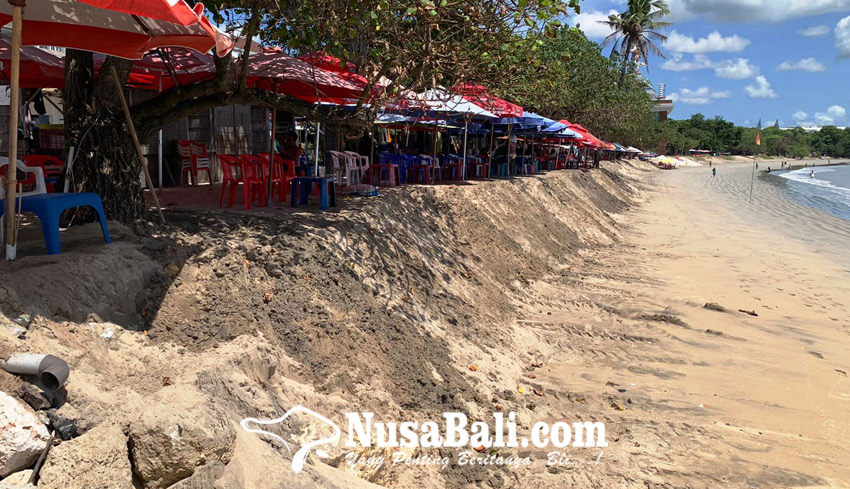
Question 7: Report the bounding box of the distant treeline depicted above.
[656,114,850,158]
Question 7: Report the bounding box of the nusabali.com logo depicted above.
[242,406,607,473]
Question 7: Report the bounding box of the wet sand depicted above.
[521,162,850,487]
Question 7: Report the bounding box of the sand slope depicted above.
[0,160,848,488]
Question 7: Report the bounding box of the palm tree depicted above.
[599,0,671,80]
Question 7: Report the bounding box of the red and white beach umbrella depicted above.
[246,50,366,104]
[0,34,65,88]
[0,0,231,59]
[0,0,231,259]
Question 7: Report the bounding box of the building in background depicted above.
[649,84,674,123]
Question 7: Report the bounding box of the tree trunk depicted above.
[64,50,146,223]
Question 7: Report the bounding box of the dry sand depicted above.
[0,160,848,488]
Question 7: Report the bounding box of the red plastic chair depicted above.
[178,140,213,186]
[258,153,297,202]
[22,155,64,193]
[219,155,265,210]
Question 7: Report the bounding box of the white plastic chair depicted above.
[0,156,47,198]
[330,151,363,186]
[326,152,346,186]
[343,151,370,178]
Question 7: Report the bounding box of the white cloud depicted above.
[817,105,847,124]
[661,53,716,72]
[714,58,759,79]
[745,76,778,99]
[661,55,760,80]
[664,30,750,54]
[776,58,827,72]
[799,25,831,37]
[837,16,850,58]
[669,87,733,105]
[794,105,847,126]
[666,0,850,23]
[569,10,619,40]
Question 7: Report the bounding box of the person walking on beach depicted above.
[712,167,716,177]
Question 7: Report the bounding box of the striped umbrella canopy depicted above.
[0,33,64,88]
[0,0,231,59]
[453,83,524,118]
[0,0,232,259]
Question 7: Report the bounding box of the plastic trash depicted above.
[341,184,378,197]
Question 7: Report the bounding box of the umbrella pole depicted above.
[488,126,494,169]
[267,107,276,206]
[369,124,375,169]
[432,118,438,183]
[110,67,165,224]
[314,122,320,176]
[4,2,23,260]
[462,117,468,180]
[231,104,238,154]
[157,77,163,190]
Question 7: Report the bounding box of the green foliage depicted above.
[600,0,670,78]
[658,114,850,158]
[489,27,657,147]
[206,0,582,98]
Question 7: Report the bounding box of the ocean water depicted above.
[774,165,850,222]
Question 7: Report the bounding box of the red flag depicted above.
[756,119,762,146]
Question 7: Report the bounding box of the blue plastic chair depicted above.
[0,193,111,255]
[490,156,508,177]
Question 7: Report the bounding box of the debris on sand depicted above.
[706,329,723,336]
[738,309,759,317]
[704,302,726,312]
[637,312,689,327]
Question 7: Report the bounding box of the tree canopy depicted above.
[489,27,658,148]
[658,113,850,158]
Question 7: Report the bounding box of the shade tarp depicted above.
[453,83,523,118]
[411,88,498,119]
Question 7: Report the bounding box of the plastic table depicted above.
[290,176,337,210]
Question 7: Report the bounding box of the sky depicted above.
[568,0,850,128]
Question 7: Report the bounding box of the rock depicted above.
[16,383,50,411]
[0,392,51,477]
[0,469,32,487]
[44,410,78,441]
[165,463,226,489]
[128,406,235,488]
[703,302,726,312]
[0,482,35,489]
[38,424,132,489]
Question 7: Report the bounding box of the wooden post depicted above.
[4,1,23,259]
[109,67,165,224]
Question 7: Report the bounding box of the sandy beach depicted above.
[1,161,848,488]
[517,161,850,487]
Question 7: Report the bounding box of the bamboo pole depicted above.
[110,67,165,224]
[4,2,23,260]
